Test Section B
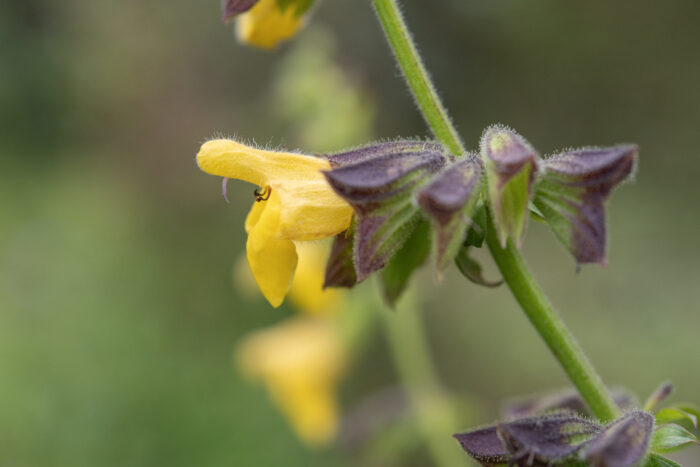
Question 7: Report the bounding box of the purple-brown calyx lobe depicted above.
[537,144,637,265]
[417,156,481,227]
[222,0,259,22]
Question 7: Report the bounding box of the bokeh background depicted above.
[1,0,699,465]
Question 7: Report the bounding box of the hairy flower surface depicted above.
[197,139,353,307]
[236,317,345,446]
[235,0,306,50]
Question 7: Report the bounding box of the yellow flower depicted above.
[197,139,353,307]
[236,317,345,446]
[236,0,307,50]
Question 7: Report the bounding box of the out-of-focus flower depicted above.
[224,0,310,50]
[288,242,345,316]
[197,139,353,307]
[236,317,345,446]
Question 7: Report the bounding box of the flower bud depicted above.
[481,126,538,248]
[416,155,482,273]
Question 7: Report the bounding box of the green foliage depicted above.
[656,404,700,430]
[651,423,699,453]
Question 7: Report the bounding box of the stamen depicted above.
[254,186,272,202]
[222,177,230,203]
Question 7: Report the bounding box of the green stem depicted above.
[382,294,469,467]
[484,213,619,422]
[372,0,619,423]
[372,0,466,157]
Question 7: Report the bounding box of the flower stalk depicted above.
[372,0,620,424]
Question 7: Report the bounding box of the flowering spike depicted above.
[417,155,482,273]
[584,410,654,467]
[222,0,259,22]
[533,145,637,265]
[323,142,447,280]
[481,126,538,248]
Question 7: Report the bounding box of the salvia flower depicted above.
[197,139,353,307]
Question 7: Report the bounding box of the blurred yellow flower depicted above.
[236,0,307,50]
[236,317,345,446]
[197,139,353,307]
[288,242,345,316]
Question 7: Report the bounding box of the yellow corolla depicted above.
[197,139,353,307]
[236,0,307,50]
[236,317,345,446]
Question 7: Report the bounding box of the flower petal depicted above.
[198,139,353,242]
[246,190,298,307]
[197,139,328,187]
[236,0,305,50]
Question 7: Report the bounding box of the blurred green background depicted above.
[1,0,699,465]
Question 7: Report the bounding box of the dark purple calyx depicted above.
[533,145,637,265]
[323,225,357,289]
[454,413,602,466]
[417,155,482,273]
[584,410,654,467]
[323,142,447,280]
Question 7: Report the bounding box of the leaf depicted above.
[454,413,601,466]
[656,406,699,430]
[455,246,502,288]
[584,410,654,467]
[646,453,682,467]
[533,145,637,265]
[380,220,431,306]
[416,155,482,273]
[651,423,699,453]
[324,224,357,288]
[324,142,447,280]
[481,125,539,248]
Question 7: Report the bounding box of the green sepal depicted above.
[651,423,699,453]
[380,219,431,307]
[656,404,700,430]
[646,453,683,467]
[481,126,538,248]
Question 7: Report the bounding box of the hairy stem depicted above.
[484,213,619,422]
[372,0,619,422]
[382,294,469,467]
[372,0,466,157]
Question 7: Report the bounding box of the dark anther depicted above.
[254,186,271,202]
